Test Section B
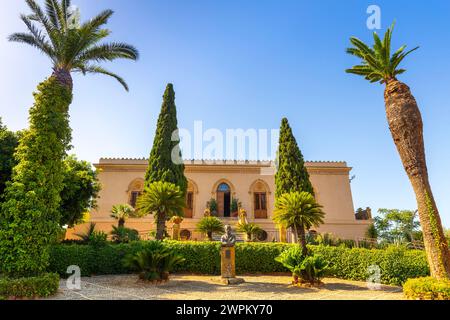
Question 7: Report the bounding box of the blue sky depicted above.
[1,0,450,227]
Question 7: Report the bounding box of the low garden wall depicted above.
[49,241,429,286]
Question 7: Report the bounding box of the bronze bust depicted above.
[221,225,236,247]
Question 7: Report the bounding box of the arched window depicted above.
[127,179,144,208]
[217,183,231,192]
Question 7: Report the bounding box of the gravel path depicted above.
[45,274,404,300]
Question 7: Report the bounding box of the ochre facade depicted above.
[67,158,371,242]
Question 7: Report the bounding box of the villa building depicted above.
[67,158,372,242]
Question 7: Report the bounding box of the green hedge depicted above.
[312,245,429,285]
[48,241,429,286]
[0,273,60,300]
[403,277,450,300]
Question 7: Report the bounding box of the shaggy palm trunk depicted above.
[295,224,308,256]
[385,79,450,279]
[156,212,166,240]
[0,69,73,277]
[118,218,125,228]
[207,231,213,241]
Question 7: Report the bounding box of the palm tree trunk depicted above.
[118,218,125,228]
[385,79,450,279]
[52,67,73,90]
[156,212,166,241]
[295,224,308,256]
[207,231,213,241]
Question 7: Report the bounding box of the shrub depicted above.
[48,242,428,285]
[275,245,305,272]
[123,242,185,281]
[111,226,140,244]
[74,222,108,247]
[196,216,224,241]
[293,255,328,285]
[236,222,263,242]
[312,245,429,285]
[275,246,328,285]
[403,277,450,300]
[0,273,60,300]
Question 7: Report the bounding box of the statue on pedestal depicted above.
[219,225,244,285]
[221,225,236,247]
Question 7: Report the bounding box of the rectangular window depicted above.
[130,191,141,208]
[254,193,267,219]
[184,192,194,218]
[186,192,193,209]
[254,193,261,210]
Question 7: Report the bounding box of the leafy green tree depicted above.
[273,192,325,256]
[0,119,19,200]
[275,118,314,198]
[0,138,100,228]
[237,222,262,242]
[145,84,187,194]
[374,209,421,244]
[111,204,138,228]
[0,0,138,277]
[136,181,185,241]
[196,217,225,241]
[60,155,101,227]
[365,223,378,240]
[346,23,450,279]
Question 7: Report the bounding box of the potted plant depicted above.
[206,199,218,216]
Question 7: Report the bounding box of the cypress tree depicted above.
[145,84,187,194]
[275,118,314,198]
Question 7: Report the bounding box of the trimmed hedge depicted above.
[403,277,450,300]
[0,273,60,300]
[312,245,429,286]
[48,241,429,286]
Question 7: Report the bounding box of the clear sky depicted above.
[1,0,450,227]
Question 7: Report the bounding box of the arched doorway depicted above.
[217,183,231,218]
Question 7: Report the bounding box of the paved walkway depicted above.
[45,274,404,300]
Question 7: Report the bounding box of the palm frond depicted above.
[75,65,129,91]
[44,0,60,29]
[75,42,139,64]
[346,22,418,84]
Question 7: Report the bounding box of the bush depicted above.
[111,226,140,244]
[312,245,429,286]
[403,277,450,300]
[48,242,429,285]
[123,242,185,281]
[275,246,328,285]
[0,273,60,300]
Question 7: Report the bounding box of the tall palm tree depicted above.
[273,192,325,256]
[110,204,137,228]
[346,23,450,279]
[9,0,139,90]
[0,0,138,277]
[136,181,185,241]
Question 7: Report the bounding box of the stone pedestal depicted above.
[172,223,181,241]
[219,246,244,285]
[279,225,287,243]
